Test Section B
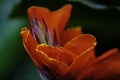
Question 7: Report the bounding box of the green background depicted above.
[0,0,120,80]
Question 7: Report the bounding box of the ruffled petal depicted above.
[36,44,75,66]
[36,46,69,79]
[20,27,41,67]
[61,27,82,46]
[64,47,96,80]
[64,34,97,55]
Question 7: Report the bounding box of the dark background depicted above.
[0,0,120,80]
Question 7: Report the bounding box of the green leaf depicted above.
[68,0,120,10]
[68,0,107,9]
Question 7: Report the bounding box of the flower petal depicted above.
[36,44,75,66]
[64,47,96,80]
[61,27,82,46]
[77,48,120,80]
[47,4,72,43]
[93,48,120,80]
[20,27,41,67]
[64,34,97,55]
[20,28,69,79]
[36,46,69,79]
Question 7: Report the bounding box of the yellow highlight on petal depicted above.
[20,27,27,34]
[37,44,48,47]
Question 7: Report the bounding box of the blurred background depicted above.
[0,0,120,80]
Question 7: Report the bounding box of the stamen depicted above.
[29,17,47,44]
[42,19,53,46]
[29,16,59,46]
[28,25,38,42]
[38,67,53,80]
[32,27,46,44]
[53,29,59,46]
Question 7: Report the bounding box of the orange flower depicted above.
[20,4,120,80]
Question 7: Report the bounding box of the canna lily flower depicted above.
[20,4,120,80]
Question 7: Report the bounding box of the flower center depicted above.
[29,16,59,46]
